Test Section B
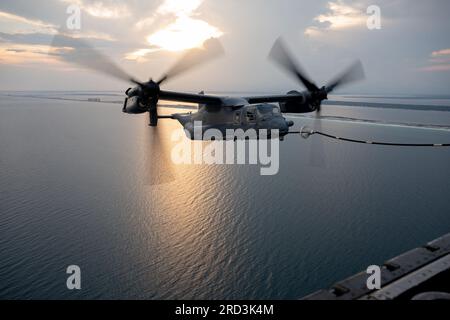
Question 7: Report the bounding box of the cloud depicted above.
[0,10,58,34]
[61,30,117,42]
[431,48,450,57]
[0,28,116,66]
[157,0,204,16]
[0,43,69,66]
[0,5,120,66]
[420,64,450,72]
[0,8,117,44]
[0,31,116,45]
[124,48,161,62]
[0,32,56,45]
[421,48,450,72]
[304,26,323,37]
[59,0,130,19]
[305,0,367,37]
[135,0,204,30]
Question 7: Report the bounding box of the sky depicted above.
[0,0,449,95]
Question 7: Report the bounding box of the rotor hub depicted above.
[140,80,161,102]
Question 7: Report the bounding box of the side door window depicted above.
[245,107,257,123]
[234,110,241,124]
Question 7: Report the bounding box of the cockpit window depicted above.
[257,105,274,115]
[272,106,280,114]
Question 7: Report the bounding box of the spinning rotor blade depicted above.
[269,37,364,168]
[157,38,224,85]
[269,38,319,92]
[326,60,365,93]
[51,33,141,85]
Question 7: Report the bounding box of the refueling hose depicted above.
[288,128,450,147]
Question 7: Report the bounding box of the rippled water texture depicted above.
[1,94,449,299]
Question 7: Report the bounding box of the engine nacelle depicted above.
[122,96,147,114]
[279,90,315,113]
[126,86,141,98]
[123,86,148,114]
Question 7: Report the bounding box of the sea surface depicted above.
[1,92,450,299]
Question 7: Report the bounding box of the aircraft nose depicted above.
[274,118,289,135]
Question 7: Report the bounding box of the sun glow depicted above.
[146,16,223,52]
[143,0,223,52]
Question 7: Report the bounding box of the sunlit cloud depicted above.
[0,11,116,65]
[133,0,223,54]
[429,57,450,64]
[60,0,130,19]
[134,0,204,30]
[0,11,57,34]
[157,0,204,16]
[124,48,161,62]
[0,9,115,42]
[316,1,366,29]
[64,30,117,41]
[420,48,450,72]
[0,44,67,65]
[134,17,157,31]
[420,64,450,72]
[0,7,115,66]
[305,1,366,37]
[431,48,450,57]
[304,26,322,37]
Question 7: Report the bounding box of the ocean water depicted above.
[0,92,449,299]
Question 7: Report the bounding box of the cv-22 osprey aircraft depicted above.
[52,35,364,140]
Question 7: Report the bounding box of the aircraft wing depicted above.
[159,90,222,105]
[245,93,304,104]
[160,91,306,106]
